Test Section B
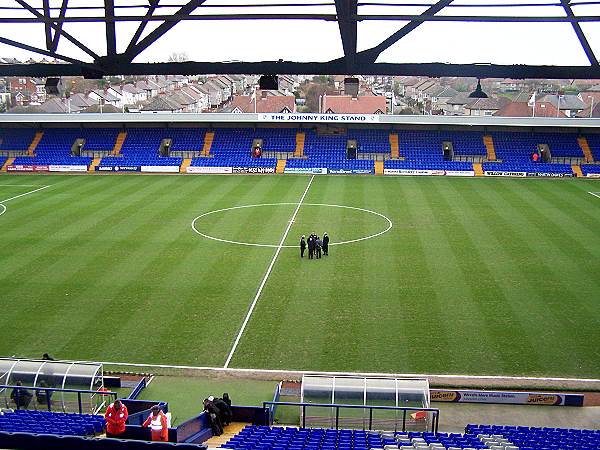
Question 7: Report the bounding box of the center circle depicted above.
[191,203,393,248]
[0,204,6,217]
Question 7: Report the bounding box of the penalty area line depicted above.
[223,175,315,368]
[589,192,600,199]
[0,185,52,218]
[0,185,51,204]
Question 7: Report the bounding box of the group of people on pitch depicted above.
[300,233,329,259]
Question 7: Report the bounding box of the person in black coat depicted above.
[11,381,32,408]
[213,397,232,426]
[300,235,306,258]
[322,233,329,256]
[315,237,322,259]
[203,398,223,436]
[307,235,314,259]
[222,393,232,408]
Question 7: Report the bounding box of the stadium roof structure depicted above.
[0,0,599,79]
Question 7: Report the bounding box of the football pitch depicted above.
[1,174,600,378]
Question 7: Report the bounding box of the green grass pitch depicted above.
[1,174,600,378]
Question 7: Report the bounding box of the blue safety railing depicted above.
[1,384,117,414]
[262,401,440,433]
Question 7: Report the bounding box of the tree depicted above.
[168,52,189,62]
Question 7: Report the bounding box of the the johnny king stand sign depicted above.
[259,113,379,123]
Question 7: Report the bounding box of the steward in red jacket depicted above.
[105,400,129,437]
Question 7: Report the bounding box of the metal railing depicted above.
[1,384,117,414]
[263,401,440,433]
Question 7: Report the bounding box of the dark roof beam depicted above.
[560,0,598,66]
[126,0,160,54]
[2,61,600,79]
[354,0,455,65]
[105,0,117,57]
[334,0,358,70]
[12,0,99,60]
[123,0,208,62]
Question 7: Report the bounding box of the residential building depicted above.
[141,96,184,113]
[320,94,387,114]
[494,101,566,118]
[538,93,585,117]
[464,97,503,116]
[228,90,296,113]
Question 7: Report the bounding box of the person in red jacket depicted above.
[104,400,128,438]
[142,405,168,442]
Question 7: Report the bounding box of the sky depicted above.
[0,0,599,67]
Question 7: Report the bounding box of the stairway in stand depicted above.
[112,131,127,156]
[572,164,583,178]
[473,163,484,177]
[204,422,249,448]
[28,131,44,156]
[1,157,15,172]
[577,136,594,162]
[202,131,215,156]
[389,133,399,159]
[294,131,305,158]
[483,135,496,161]
[88,158,101,172]
[276,159,286,174]
[180,158,192,173]
[374,160,384,175]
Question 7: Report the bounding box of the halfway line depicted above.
[223,175,315,368]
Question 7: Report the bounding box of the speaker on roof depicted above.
[45,77,61,95]
[259,75,278,90]
[344,78,359,97]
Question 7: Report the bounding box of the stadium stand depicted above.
[466,424,600,449]
[223,424,600,450]
[101,128,182,167]
[10,128,121,166]
[0,128,38,151]
[190,128,277,169]
[0,409,104,436]
[222,426,491,450]
[3,126,600,175]
[584,134,600,161]
[0,156,7,171]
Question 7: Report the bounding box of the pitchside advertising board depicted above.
[384,169,475,177]
[186,166,232,174]
[7,164,87,172]
[328,169,373,175]
[96,166,140,172]
[430,389,584,406]
[284,167,328,175]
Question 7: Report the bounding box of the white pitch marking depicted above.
[0,184,49,187]
[0,185,51,203]
[589,192,600,199]
[191,203,393,248]
[223,175,315,368]
[93,358,600,386]
[0,185,51,218]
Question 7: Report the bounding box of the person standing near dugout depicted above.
[142,405,168,442]
[105,399,128,438]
